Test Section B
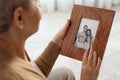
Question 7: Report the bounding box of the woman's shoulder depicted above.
[0,56,46,80]
[0,62,22,80]
[0,52,46,80]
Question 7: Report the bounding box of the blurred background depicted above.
[25,0,120,80]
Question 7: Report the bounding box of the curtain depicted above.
[39,0,114,13]
[39,0,74,12]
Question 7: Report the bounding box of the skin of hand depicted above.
[52,20,71,47]
[81,50,102,80]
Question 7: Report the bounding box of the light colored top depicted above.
[0,42,60,80]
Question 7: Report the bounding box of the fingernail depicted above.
[67,20,71,23]
[90,49,93,52]
[94,51,97,55]
[67,19,70,22]
[98,57,101,61]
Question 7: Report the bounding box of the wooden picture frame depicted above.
[60,5,115,61]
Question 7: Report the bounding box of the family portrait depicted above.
[75,18,99,50]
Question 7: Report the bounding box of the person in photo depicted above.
[84,29,93,50]
[77,25,88,44]
[75,35,84,48]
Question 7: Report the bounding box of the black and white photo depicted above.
[75,18,99,50]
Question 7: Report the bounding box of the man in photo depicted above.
[76,25,88,47]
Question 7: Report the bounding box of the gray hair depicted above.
[0,0,31,32]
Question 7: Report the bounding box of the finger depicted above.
[82,50,88,65]
[63,20,71,32]
[61,20,71,39]
[92,51,97,67]
[87,49,93,66]
[96,57,102,71]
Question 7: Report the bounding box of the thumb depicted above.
[61,19,71,39]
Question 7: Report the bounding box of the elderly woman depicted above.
[0,0,101,80]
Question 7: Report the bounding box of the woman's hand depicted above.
[81,50,102,80]
[52,20,71,47]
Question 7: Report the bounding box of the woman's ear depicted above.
[12,7,24,30]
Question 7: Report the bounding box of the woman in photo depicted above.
[84,29,93,50]
[0,0,101,80]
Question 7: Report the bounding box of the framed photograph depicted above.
[60,5,115,61]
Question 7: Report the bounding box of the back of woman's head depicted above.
[0,0,31,33]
